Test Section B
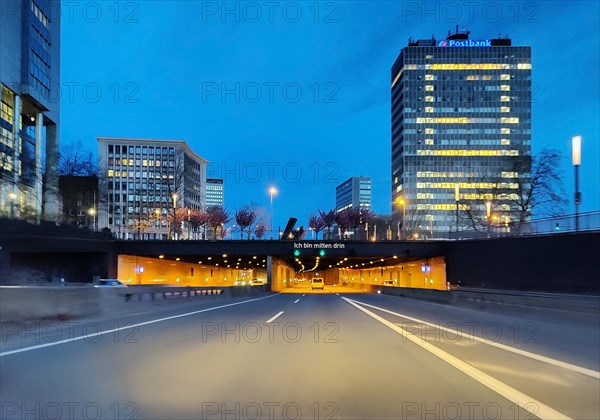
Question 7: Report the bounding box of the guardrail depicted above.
[120,285,269,301]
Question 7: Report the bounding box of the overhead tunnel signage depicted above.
[293,242,346,249]
[293,242,346,256]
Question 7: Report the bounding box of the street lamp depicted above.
[396,197,406,239]
[8,192,17,218]
[485,201,492,235]
[88,207,97,232]
[572,135,582,231]
[171,192,178,240]
[269,186,277,239]
[454,183,460,235]
[187,208,191,240]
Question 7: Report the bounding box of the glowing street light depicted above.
[454,183,460,235]
[269,186,277,239]
[88,207,97,232]
[8,192,17,218]
[396,197,406,240]
[171,192,178,240]
[572,135,582,231]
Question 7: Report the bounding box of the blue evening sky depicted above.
[61,1,600,230]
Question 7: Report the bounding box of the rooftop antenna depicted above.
[455,24,459,34]
[447,29,451,37]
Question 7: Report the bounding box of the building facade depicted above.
[59,175,98,229]
[97,138,208,239]
[0,0,61,220]
[335,176,372,212]
[206,178,224,208]
[391,31,532,237]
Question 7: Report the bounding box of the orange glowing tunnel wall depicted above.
[117,255,267,287]
[337,257,447,290]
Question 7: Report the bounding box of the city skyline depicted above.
[59,2,599,228]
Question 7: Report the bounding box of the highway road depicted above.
[1,290,599,419]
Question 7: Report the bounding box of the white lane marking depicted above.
[265,311,284,324]
[1,294,280,357]
[342,297,572,420]
[293,299,300,304]
[347,297,600,380]
[302,294,306,297]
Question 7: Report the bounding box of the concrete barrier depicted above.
[379,286,600,314]
[0,285,271,323]
[0,286,120,322]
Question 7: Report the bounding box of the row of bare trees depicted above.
[144,205,269,240]
[308,207,376,240]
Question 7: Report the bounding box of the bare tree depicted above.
[509,149,567,229]
[254,223,267,240]
[207,206,230,240]
[59,140,97,176]
[318,209,336,240]
[308,213,325,239]
[189,208,210,240]
[235,206,257,239]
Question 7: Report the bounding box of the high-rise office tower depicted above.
[391,30,531,237]
[336,176,372,212]
[1,0,61,220]
[206,178,224,208]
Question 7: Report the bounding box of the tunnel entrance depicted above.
[116,253,447,294]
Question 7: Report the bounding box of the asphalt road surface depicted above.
[1,291,599,419]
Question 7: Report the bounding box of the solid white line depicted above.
[347,297,600,380]
[265,311,284,324]
[302,294,306,297]
[0,294,280,357]
[342,297,572,420]
[293,299,300,304]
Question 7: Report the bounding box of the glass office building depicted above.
[206,178,224,208]
[0,0,61,220]
[336,176,372,212]
[391,31,532,237]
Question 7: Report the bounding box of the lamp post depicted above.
[8,192,17,218]
[485,201,492,235]
[171,192,178,240]
[572,135,582,231]
[88,207,97,232]
[454,183,460,235]
[396,197,406,239]
[269,186,277,239]
[187,208,191,240]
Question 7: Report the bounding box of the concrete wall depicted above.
[117,255,267,287]
[337,257,447,290]
[446,232,600,293]
[270,258,296,291]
